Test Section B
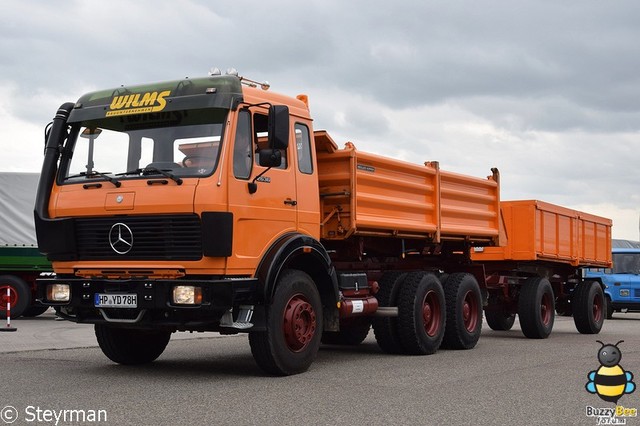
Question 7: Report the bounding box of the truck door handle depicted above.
[284,199,297,206]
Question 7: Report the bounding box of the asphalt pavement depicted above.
[1,310,640,425]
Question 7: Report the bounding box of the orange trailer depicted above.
[472,200,611,337]
[33,73,612,375]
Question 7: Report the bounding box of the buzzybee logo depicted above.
[585,340,637,425]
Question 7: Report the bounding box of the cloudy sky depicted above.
[1,0,639,239]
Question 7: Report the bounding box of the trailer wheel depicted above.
[485,308,516,331]
[372,272,407,354]
[321,317,370,345]
[397,272,445,355]
[572,281,605,334]
[249,269,322,375]
[95,325,171,365]
[605,295,614,320]
[442,273,483,349]
[0,275,30,319]
[518,277,555,339]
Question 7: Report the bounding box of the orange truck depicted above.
[34,72,611,375]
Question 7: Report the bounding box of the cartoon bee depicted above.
[586,340,636,403]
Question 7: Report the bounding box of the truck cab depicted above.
[585,248,640,318]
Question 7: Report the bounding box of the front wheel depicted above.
[518,277,555,339]
[249,269,323,375]
[572,281,605,334]
[95,325,171,365]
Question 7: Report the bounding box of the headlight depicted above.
[172,286,202,305]
[47,284,70,302]
[620,289,630,297]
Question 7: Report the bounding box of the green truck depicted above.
[0,172,52,318]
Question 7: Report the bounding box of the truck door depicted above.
[226,108,297,274]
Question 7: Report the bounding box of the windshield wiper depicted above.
[117,167,183,185]
[67,171,121,187]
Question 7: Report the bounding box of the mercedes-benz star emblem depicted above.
[109,223,133,254]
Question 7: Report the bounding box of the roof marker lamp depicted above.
[172,285,203,305]
[47,284,70,302]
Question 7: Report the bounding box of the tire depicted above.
[249,269,323,375]
[605,295,614,320]
[518,277,555,339]
[95,325,171,365]
[555,298,572,317]
[438,273,449,286]
[397,272,445,355]
[372,272,407,354]
[572,281,605,334]
[485,308,516,331]
[442,273,483,349]
[21,305,50,317]
[321,317,370,345]
[0,275,31,319]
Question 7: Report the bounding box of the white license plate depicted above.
[94,293,137,308]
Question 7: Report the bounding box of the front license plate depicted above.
[94,293,137,308]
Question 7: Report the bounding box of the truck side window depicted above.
[254,112,287,169]
[233,110,253,179]
[295,123,313,174]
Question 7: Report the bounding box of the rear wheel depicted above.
[0,275,30,319]
[485,308,516,331]
[518,277,555,339]
[442,273,482,349]
[322,317,370,345]
[249,269,322,375]
[397,272,445,355]
[95,325,171,365]
[372,272,406,354]
[572,281,605,334]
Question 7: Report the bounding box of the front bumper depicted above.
[36,276,266,331]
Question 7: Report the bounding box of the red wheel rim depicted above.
[540,291,553,326]
[282,294,317,352]
[0,285,18,311]
[462,290,479,332]
[592,292,603,323]
[422,290,442,337]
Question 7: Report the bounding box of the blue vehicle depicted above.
[586,246,640,319]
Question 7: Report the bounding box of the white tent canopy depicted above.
[0,172,40,246]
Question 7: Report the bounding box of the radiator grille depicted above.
[75,215,202,261]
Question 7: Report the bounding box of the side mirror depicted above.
[258,148,282,168]
[268,105,289,150]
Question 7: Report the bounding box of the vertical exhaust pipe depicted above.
[34,102,76,258]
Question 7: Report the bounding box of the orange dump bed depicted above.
[315,132,501,244]
[472,200,612,267]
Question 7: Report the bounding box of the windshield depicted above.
[612,253,640,274]
[61,108,227,183]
